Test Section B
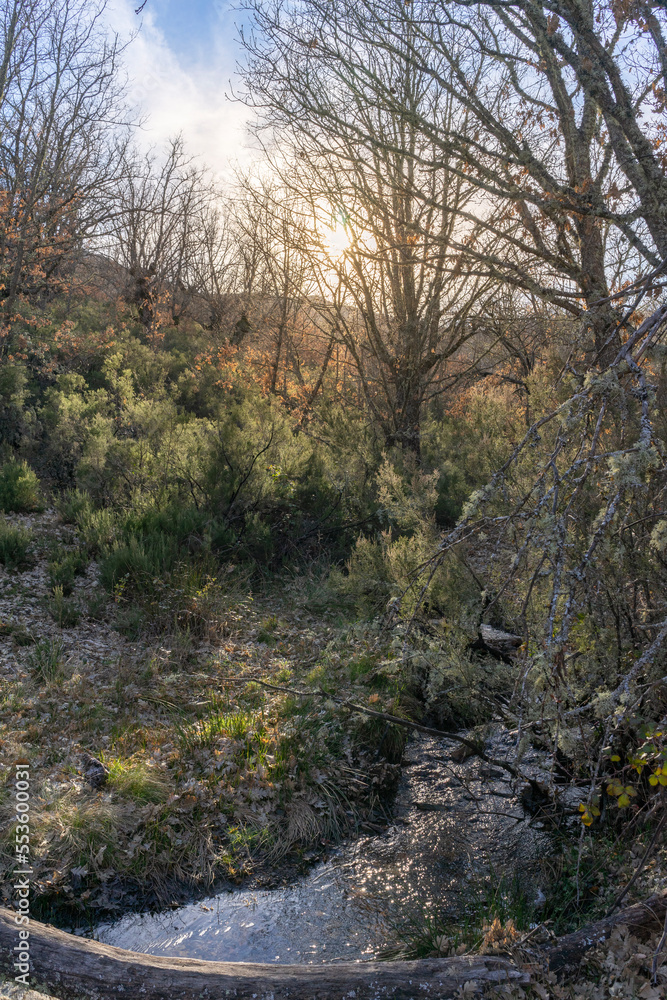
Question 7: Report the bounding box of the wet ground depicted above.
[91,729,553,963]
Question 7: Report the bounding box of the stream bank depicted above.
[90,729,553,963]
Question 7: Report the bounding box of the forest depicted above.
[0,0,667,995]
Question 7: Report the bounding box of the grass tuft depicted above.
[176,708,262,751]
[56,488,93,524]
[47,585,80,627]
[106,758,170,804]
[48,549,88,595]
[28,638,66,684]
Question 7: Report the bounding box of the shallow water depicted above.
[93,731,551,963]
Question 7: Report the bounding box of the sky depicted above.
[106,0,257,180]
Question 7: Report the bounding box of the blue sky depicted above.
[106,0,256,177]
[145,0,239,68]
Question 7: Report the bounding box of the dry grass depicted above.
[0,513,401,919]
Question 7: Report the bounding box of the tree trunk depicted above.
[546,889,667,973]
[0,906,527,999]
[2,892,666,997]
[387,367,423,457]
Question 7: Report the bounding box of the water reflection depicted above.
[94,864,390,962]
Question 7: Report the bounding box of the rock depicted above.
[519,779,551,815]
[533,887,546,910]
[450,742,479,762]
[479,624,523,657]
[81,751,108,789]
[479,766,505,779]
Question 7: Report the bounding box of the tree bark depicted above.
[0,906,526,999]
[546,889,667,973]
[2,892,666,997]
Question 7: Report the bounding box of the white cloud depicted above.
[106,0,257,180]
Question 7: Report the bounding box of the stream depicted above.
[90,729,553,963]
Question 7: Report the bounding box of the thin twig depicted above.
[516,921,551,947]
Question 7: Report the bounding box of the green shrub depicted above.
[85,591,108,621]
[203,395,363,567]
[47,585,80,628]
[56,488,92,524]
[340,455,485,619]
[78,507,120,552]
[47,549,88,595]
[99,533,182,594]
[98,504,224,597]
[124,505,214,549]
[0,364,30,460]
[0,460,42,513]
[38,373,111,490]
[0,518,33,569]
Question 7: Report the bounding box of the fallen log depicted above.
[546,889,667,972]
[0,906,526,1000]
[3,890,667,998]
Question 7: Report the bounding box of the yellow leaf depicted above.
[610,755,621,762]
[649,774,659,786]
[618,793,630,807]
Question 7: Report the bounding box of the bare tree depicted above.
[239,0,662,363]
[109,137,215,340]
[516,0,667,262]
[239,10,501,453]
[0,0,130,348]
[240,0,667,820]
[231,174,323,401]
[189,198,241,339]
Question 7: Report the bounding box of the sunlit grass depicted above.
[106,757,170,804]
[176,708,263,752]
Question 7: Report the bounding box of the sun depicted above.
[321,224,351,258]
